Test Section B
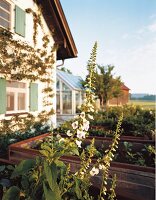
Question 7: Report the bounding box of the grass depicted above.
[128,100,155,110]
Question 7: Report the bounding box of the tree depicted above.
[94,65,122,110]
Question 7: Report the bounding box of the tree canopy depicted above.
[94,65,123,110]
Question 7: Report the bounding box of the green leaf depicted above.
[54,160,66,168]
[53,151,64,159]
[42,145,52,153]
[44,161,57,189]
[43,182,61,200]
[75,179,82,199]
[39,149,50,157]
[0,165,5,172]
[21,176,29,190]
[0,179,11,187]
[6,165,15,171]
[71,147,79,156]
[2,186,20,200]
[11,159,36,178]
[44,161,61,199]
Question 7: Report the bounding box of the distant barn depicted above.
[108,84,130,106]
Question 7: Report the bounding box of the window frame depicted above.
[0,0,12,30]
[6,80,29,114]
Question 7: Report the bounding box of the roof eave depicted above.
[37,0,78,60]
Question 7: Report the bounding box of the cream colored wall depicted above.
[0,0,57,125]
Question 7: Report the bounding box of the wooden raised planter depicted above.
[90,125,155,141]
[8,133,155,200]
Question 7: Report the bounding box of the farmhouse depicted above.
[0,0,77,127]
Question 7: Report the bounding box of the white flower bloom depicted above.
[74,115,79,119]
[9,138,17,143]
[150,111,153,115]
[99,164,106,170]
[90,107,94,112]
[86,88,91,92]
[72,121,78,129]
[86,163,90,169]
[90,167,99,176]
[76,140,82,148]
[83,120,90,131]
[88,114,94,120]
[67,130,73,137]
[77,130,86,139]
[56,134,61,139]
[80,112,85,119]
[87,103,92,107]
[59,138,65,143]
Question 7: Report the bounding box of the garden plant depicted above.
[1,43,123,200]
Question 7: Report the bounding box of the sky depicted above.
[59,0,156,94]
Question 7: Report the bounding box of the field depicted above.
[128,100,155,110]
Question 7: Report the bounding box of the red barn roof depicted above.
[121,84,130,91]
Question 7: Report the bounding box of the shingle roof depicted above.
[57,70,83,90]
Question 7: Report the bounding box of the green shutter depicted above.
[29,83,38,111]
[0,78,6,114]
[15,5,25,37]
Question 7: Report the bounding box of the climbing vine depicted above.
[0,7,57,134]
[25,7,44,46]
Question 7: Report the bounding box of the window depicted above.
[6,81,27,113]
[62,91,72,114]
[75,92,81,113]
[62,82,72,114]
[62,83,70,91]
[56,79,60,90]
[56,92,60,114]
[0,0,11,29]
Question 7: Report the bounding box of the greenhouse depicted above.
[56,70,85,122]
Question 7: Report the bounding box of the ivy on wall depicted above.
[0,7,57,134]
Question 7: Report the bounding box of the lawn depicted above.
[128,100,155,110]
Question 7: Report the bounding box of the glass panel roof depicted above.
[57,70,83,90]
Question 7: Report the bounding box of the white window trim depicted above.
[0,0,14,31]
[6,81,29,114]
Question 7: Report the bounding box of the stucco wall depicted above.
[0,0,57,125]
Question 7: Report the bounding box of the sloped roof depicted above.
[57,70,83,90]
[36,0,78,60]
[121,84,130,91]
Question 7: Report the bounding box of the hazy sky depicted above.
[60,0,156,94]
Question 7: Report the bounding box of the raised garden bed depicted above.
[89,125,155,140]
[7,133,155,200]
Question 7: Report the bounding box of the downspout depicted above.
[56,59,64,68]
[56,59,64,118]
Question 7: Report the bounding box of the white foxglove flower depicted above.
[90,107,94,112]
[99,164,106,170]
[77,130,86,139]
[72,121,78,129]
[80,112,85,119]
[88,114,94,120]
[83,120,90,131]
[76,140,82,148]
[67,130,73,137]
[90,167,99,176]
[59,138,65,143]
[74,115,79,119]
